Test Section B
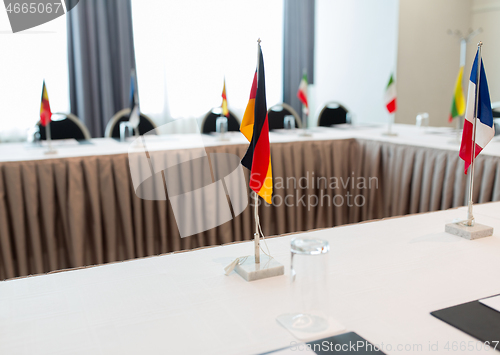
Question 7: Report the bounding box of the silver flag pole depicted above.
[466,41,482,226]
[254,38,261,264]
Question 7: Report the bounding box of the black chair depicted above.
[105,108,157,138]
[317,102,351,126]
[37,112,91,140]
[267,103,302,130]
[201,108,240,134]
[492,102,500,118]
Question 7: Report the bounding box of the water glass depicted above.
[120,121,135,142]
[27,125,41,144]
[416,112,429,128]
[285,238,330,333]
[216,116,228,134]
[284,115,295,130]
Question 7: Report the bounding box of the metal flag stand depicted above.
[382,113,397,137]
[445,42,493,240]
[232,192,284,281]
[44,121,57,155]
[225,39,284,281]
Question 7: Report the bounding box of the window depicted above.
[131,0,284,131]
[0,12,69,141]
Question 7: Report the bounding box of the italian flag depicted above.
[297,73,308,113]
[385,74,396,113]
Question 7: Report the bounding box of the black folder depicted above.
[431,295,500,351]
[260,331,385,354]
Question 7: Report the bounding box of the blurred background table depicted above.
[2,124,500,279]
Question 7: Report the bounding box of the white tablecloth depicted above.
[1,202,500,354]
[2,124,500,163]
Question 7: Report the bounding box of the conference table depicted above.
[1,201,499,354]
[2,124,500,279]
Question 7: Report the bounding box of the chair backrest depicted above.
[201,109,240,134]
[317,102,351,127]
[105,108,157,138]
[37,112,91,140]
[267,103,302,130]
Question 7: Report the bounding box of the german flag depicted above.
[240,43,272,204]
[221,78,229,118]
[40,80,52,127]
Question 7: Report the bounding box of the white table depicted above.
[1,202,500,354]
[2,124,500,163]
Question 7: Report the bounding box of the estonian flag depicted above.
[240,43,273,204]
[40,80,52,127]
[459,49,495,174]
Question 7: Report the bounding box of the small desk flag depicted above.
[40,80,52,127]
[240,43,273,204]
[385,74,396,113]
[449,66,466,123]
[459,50,495,174]
[221,78,229,118]
[297,72,308,114]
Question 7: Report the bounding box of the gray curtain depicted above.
[283,0,315,119]
[67,0,136,138]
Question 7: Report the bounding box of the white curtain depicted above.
[0,14,69,142]
[131,0,284,133]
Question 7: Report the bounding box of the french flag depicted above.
[459,50,495,174]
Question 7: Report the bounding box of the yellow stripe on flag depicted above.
[240,98,255,142]
[454,66,466,116]
[257,160,273,204]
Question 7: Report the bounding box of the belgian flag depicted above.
[221,78,229,118]
[240,42,273,204]
[40,80,52,127]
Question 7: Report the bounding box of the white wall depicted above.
[469,0,500,105]
[313,0,399,126]
[396,0,472,127]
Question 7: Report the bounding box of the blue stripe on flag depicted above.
[470,52,493,128]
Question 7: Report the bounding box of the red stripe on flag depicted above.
[249,71,257,100]
[249,113,270,192]
[40,99,52,127]
[459,119,483,174]
[297,90,308,107]
[386,98,396,113]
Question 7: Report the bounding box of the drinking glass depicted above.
[216,116,228,134]
[284,115,295,130]
[278,237,330,334]
[416,112,429,129]
[120,121,134,142]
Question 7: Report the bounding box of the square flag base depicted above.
[445,222,493,240]
[234,255,284,282]
[382,132,398,137]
